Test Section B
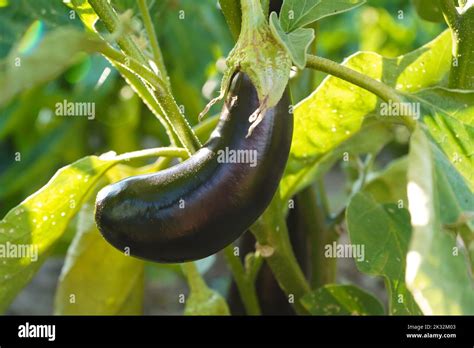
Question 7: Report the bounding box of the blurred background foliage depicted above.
[0,0,446,313]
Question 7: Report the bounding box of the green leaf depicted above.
[365,144,473,231]
[412,0,444,22]
[406,127,474,315]
[269,12,315,69]
[54,204,144,315]
[280,30,452,200]
[280,0,365,32]
[408,87,474,191]
[183,263,230,315]
[0,156,122,312]
[292,30,451,159]
[432,144,474,230]
[301,284,384,315]
[0,27,102,107]
[281,121,393,204]
[364,156,408,205]
[346,192,422,314]
[0,148,182,312]
[364,142,474,268]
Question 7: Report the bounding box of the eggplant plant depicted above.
[0,0,472,317]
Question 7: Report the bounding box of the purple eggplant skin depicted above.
[95,72,293,263]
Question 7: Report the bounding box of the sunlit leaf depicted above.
[280,30,451,200]
[281,121,392,204]
[66,0,99,31]
[0,148,183,312]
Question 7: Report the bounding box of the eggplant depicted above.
[95,72,293,263]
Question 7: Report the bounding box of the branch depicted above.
[99,44,200,154]
[223,245,261,315]
[251,198,311,315]
[137,0,170,89]
[113,65,181,146]
[114,147,188,162]
[441,1,474,89]
[295,184,337,289]
[89,0,147,64]
[181,262,206,292]
[88,0,201,154]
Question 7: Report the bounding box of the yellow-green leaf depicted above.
[54,203,144,315]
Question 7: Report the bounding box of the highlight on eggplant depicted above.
[94,72,293,263]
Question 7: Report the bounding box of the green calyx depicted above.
[201,0,292,136]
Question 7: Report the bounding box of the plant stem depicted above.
[351,154,374,196]
[114,65,180,146]
[223,245,261,315]
[114,146,188,162]
[240,0,266,34]
[89,0,147,64]
[305,54,416,130]
[182,262,206,292]
[306,22,319,92]
[193,114,219,143]
[316,178,329,214]
[137,0,170,89]
[294,184,337,289]
[87,0,180,145]
[99,44,201,154]
[455,10,474,87]
[247,252,264,282]
[440,0,474,89]
[89,0,201,154]
[440,0,459,29]
[261,0,270,18]
[251,198,311,315]
[219,0,242,41]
